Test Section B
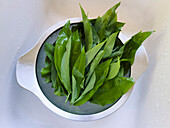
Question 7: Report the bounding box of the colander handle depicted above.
[15,18,80,96]
[16,45,39,94]
[131,45,149,81]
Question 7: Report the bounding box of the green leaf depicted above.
[45,56,51,66]
[61,37,72,94]
[85,40,106,67]
[71,47,86,103]
[121,61,131,76]
[94,2,120,40]
[90,77,134,106]
[70,30,81,71]
[45,74,51,83]
[51,61,66,96]
[54,21,71,79]
[93,16,102,32]
[72,47,86,86]
[41,58,52,84]
[110,44,125,59]
[103,32,118,58]
[54,86,66,97]
[82,72,96,95]
[70,75,77,104]
[106,57,120,80]
[94,59,112,89]
[80,4,93,51]
[80,79,85,89]
[105,22,125,38]
[44,42,55,61]
[107,13,117,27]
[101,2,120,25]
[103,13,117,37]
[117,65,124,77]
[41,63,51,77]
[120,31,154,75]
[91,24,100,44]
[73,59,111,106]
[51,62,57,88]
[122,31,154,65]
[85,50,105,85]
[103,13,125,37]
[114,37,124,50]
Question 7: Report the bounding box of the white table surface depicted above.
[0,0,170,128]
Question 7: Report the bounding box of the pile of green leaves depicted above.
[41,2,154,106]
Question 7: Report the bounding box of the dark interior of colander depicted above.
[36,22,130,115]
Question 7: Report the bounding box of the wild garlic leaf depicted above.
[41,63,51,77]
[51,61,66,97]
[54,21,71,79]
[44,42,55,61]
[105,22,125,38]
[85,50,105,85]
[90,77,134,106]
[117,65,124,77]
[120,31,154,75]
[106,57,120,80]
[121,61,131,76]
[80,79,85,89]
[70,30,81,71]
[71,47,86,103]
[61,37,72,94]
[94,2,120,40]
[70,75,78,104]
[72,47,86,86]
[45,56,51,67]
[51,62,57,88]
[91,24,100,44]
[122,31,154,65]
[85,40,106,67]
[82,72,96,95]
[110,44,125,59]
[73,59,111,106]
[103,32,118,58]
[93,16,102,33]
[54,86,67,97]
[80,4,93,51]
[94,2,120,31]
[101,2,120,25]
[45,74,51,83]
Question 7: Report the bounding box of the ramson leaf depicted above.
[71,47,86,103]
[82,72,96,96]
[103,32,118,58]
[61,37,72,94]
[41,63,51,77]
[94,2,120,41]
[85,40,106,67]
[85,50,105,85]
[121,31,154,75]
[73,59,111,106]
[90,77,134,106]
[80,4,93,51]
[54,21,71,79]
[70,30,81,71]
[106,57,120,80]
[51,61,66,97]
[122,31,154,65]
[44,43,55,61]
